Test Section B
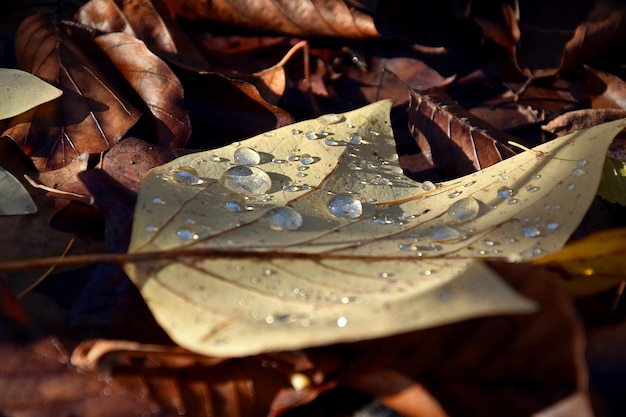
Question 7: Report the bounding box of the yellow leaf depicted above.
[532,228,626,296]
[125,100,626,357]
[0,68,62,120]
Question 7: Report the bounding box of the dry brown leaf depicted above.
[94,32,192,148]
[164,0,380,38]
[3,13,141,171]
[408,89,517,178]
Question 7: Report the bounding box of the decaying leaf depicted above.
[124,100,626,357]
[0,68,62,120]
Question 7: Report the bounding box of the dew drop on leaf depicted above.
[233,147,261,165]
[262,207,303,231]
[349,133,362,144]
[173,167,203,185]
[577,159,588,167]
[305,131,318,140]
[176,228,197,241]
[209,155,221,162]
[547,222,559,230]
[317,113,344,124]
[522,225,541,238]
[219,165,272,196]
[431,225,463,241]
[571,168,586,177]
[422,181,436,191]
[300,154,314,165]
[327,195,363,219]
[225,201,243,212]
[447,196,480,221]
[337,316,348,327]
[497,186,514,198]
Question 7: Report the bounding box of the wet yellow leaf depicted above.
[125,100,626,357]
[0,68,62,120]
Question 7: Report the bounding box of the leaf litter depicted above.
[125,99,626,357]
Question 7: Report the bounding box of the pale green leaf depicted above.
[0,166,36,215]
[0,68,62,120]
[125,100,626,357]
[597,157,626,206]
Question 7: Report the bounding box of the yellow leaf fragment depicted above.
[533,228,626,296]
[597,157,626,206]
[126,101,626,357]
[0,68,62,120]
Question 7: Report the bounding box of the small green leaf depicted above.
[0,68,62,120]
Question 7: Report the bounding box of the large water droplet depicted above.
[317,113,344,124]
[305,131,318,140]
[233,147,261,165]
[422,181,436,191]
[577,159,588,167]
[571,168,586,177]
[220,165,272,196]
[447,197,480,221]
[327,195,363,219]
[349,133,362,144]
[173,167,203,185]
[522,225,541,238]
[263,207,303,231]
[497,186,513,198]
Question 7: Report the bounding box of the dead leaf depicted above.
[3,13,141,171]
[94,32,192,148]
[408,88,517,178]
[0,68,62,120]
[124,100,625,357]
[164,0,380,38]
[0,165,37,215]
[597,157,626,206]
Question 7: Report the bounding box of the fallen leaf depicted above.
[3,13,141,171]
[598,157,626,206]
[0,68,62,120]
[532,228,626,296]
[124,100,625,357]
[164,0,380,38]
[0,165,37,215]
[94,32,192,148]
[408,88,517,178]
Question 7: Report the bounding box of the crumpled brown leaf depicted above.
[3,13,141,171]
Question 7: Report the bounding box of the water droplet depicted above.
[497,186,513,198]
[567,184,576,191]
[173,167,203,185]
[447,196,480,221]
[577,159,588,167]
[262,207,303,231]
[146,225,158,233]
[431,225,463,241]
[300,154,314,165]
[152,197,165,204]
[527,185,539,193]
[287,155,299,162]
[272,158,287,164]
[220,165,272,196]
[522,225,541,238]
[317,113,344,124]
[532,174,541,180]
[176,228,197,241]
[571,168,586,177]
[448,190,462,198]
[305,131,318,140]
[507,198,519,205]
[225,201,243,212]
[325,139,339,146]
[482,239,496,247]
[337,316,348,327]
[291,129,302,135]
[283,185,300,192]
[233,147,261,165]
[379,178,392,186]
[209,155,221,162]
[422,181,436,191]
[349,133,362,144]
[546,222,559,230]
[327,195,363,219]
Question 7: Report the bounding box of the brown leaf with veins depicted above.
[95,32,192,148]
[3,14,140,171]
[75,0,210,71]
[164,0,380,38]
[408,88,517,179]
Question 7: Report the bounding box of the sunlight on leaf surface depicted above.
[126,100,626,357]
[0,68,62,120]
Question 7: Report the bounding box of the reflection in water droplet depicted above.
[220,165,272,196]
[349,133,362,144]
[300,154,314,165]
[447,196,480,221]
[176,228,197,241]
[448,190,462,198]
[317,113,344,124]
[225,201,243,212]
[209,155,221,162]
[305,131,318,140]
[577,159,588,167]
[263,207,302,231]
[173,167,203,185]
[327,195,363,219]
[431,225,463,241]
[547,222,559,230]
[497,186,513,198]
[233,147,261,165]
[522,225,540,238]
[422,181,436,191]
[571,168,586,177]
